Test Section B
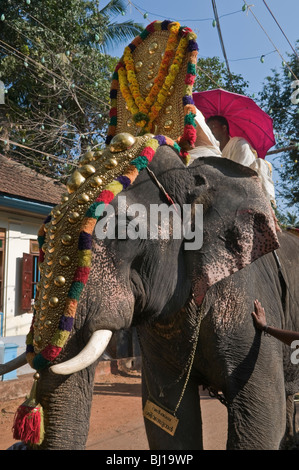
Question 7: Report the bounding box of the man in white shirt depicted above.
[178,108,222,160]
[206,115,276,208]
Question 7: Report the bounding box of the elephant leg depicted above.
[280,394,298,449]
[141,372,203,450]
[225,376,286,450]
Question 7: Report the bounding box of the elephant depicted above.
[1,142,299,450]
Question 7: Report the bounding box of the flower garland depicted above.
[119,21,181,129]
[26,135,189,372]
[106,20,199,158]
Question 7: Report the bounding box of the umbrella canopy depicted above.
[192,89,275,158]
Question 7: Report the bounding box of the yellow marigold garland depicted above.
[119,24,181,131]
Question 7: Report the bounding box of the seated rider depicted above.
[206,115,276,208]
[185,108,222,160]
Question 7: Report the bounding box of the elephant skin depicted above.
[10,146,299,449]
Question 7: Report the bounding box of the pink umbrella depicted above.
[192,89,275,158]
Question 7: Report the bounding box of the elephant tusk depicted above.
[50,330,113,375]
[0,352,28,376]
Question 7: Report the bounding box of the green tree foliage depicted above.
[258,45,299,210]
[0,0,143,178]
[194,56,249,94]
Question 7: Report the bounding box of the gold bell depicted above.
[167,85,175,96]
[79,164,96,178]
[61,234,73,246]
[78,149,94,166]
[53,209,61,218]
[44,269,53,279]
[78,193,90,204]
[84,150,95,161]
[90,176,103,188]
[146,82,153,91]
[61,193,69,203]
[105,158,118,169]
[67,170,86,194]
[94,150,103,160]
[46,254,53,266]
[59,255,71,267]
[68,211,80,224]
[149,42,158,54]
[109,133,136,153]
[135,61,143,72]
[49,296,59,308]
[164,120,174,131]
[54,276,66,287]
[47,241,55,253]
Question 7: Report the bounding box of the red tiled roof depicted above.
[0,154,66,205]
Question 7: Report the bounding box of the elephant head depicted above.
[0,134,279,450]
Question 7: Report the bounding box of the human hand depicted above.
[176,136,193,151]
[251,299,267,330]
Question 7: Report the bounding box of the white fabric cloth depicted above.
[221,137,276,207]
[188,108,222,163]
[222,136,256,167]
[250,158,276,207]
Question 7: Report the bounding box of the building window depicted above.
[0,229,5,312]
[21,240,40,311]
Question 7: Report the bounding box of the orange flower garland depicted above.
[119,22,182,131]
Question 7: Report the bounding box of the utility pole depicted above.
[211,0,233,87]
[0,82,9,155]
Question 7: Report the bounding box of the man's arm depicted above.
[252,299,299,346]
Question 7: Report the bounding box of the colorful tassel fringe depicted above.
[12,373,44,446]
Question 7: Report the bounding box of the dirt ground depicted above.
[0,370,228,451]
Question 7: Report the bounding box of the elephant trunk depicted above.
[0,352,27,376]
[36,362,97,450]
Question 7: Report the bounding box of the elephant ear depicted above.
[185,157,280,306]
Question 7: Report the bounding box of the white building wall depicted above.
[0,210,43,337]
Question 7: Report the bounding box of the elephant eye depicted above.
[193,174,206,186]
[193,190,213,214]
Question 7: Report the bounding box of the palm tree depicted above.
[99,0,144,53]
[285,211,299,227]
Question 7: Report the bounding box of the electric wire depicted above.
[262,0,299,62]
[0,37,110,109]
[243,1,298,81]
[6,15,114,100]
[211,0,232,84]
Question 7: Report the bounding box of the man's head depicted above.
[206,115,230,144]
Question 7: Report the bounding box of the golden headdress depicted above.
[106,20,199,145]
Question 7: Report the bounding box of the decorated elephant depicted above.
[1,20,299,451]
[1,137,299,450]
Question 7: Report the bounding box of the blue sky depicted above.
[112,0,298,97]
[109,0,299,215]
